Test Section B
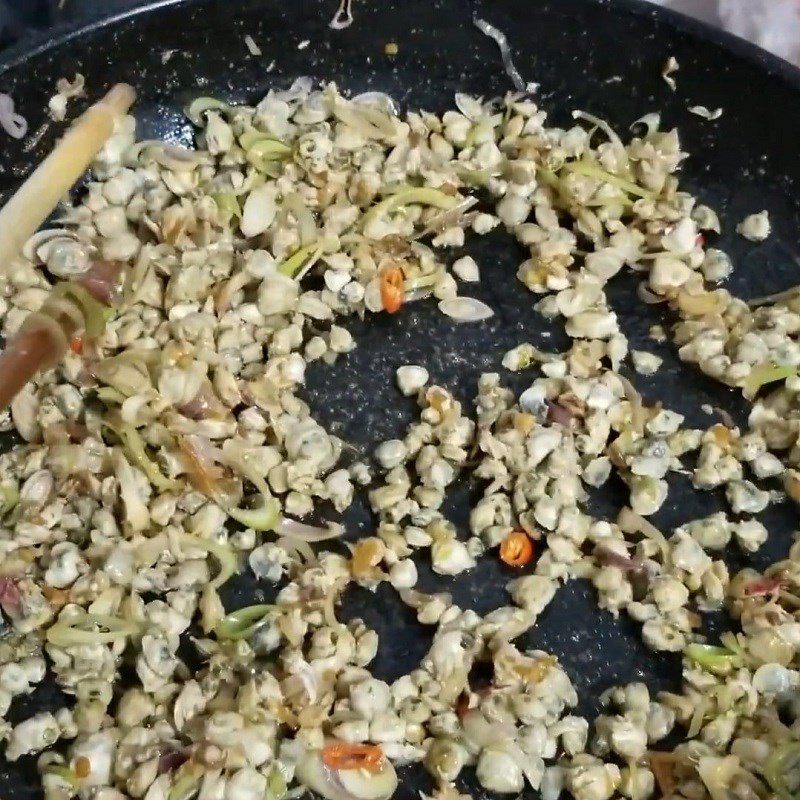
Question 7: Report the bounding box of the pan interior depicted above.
[1,1,800,798]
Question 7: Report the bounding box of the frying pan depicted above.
[1,0,800,797]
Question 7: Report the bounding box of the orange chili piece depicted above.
[74,756,92,779]
[43,586,70,608]
[499,530,534,567]
[69,335,84,355]
[322,742,385,773]
[379,266,404,314]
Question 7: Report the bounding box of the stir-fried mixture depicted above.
[2,76,800,800]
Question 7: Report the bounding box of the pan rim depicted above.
[0,0,799,89]
[0,0,187,75]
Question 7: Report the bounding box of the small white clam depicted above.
[752,663,796,695]
[396,365,429,396]
[240,185,278,238]
[736,210,770,242]
[452,255,480,282]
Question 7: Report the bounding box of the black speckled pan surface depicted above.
[2,0,800,797]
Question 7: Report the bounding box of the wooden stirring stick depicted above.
[0,84,136,413]
[0,260,124,412]
[0,83,136,272]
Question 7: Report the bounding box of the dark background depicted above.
[0,0,144,50]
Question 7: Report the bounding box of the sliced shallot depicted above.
[275,517,344,541]
[0,92,28,139]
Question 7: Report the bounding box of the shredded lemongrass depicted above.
[765,742,800,800]
[618,375,645,434]
[742,363,798,400]
[167,764,205,800]
[321,590,342,628]
[216,603,276,639]
[684,643,741,674]
[113,449,150,531]
[185,97,231,126]
[537,165,582,208]
[353,91,399,115]
[404,271,442,294]
[265,766,288,800]
[454,166,491,187]
[46,613,140,647]
[126,140,206,168]
[403,270,442,302]
[360,187,460,232]
[122,254,154,306]
[719,631,746,656]
[241,132,292,170]
[377,182,418,197]
[537,166,560,189]
[226,495,281,531]
[617,507,670,563]
[238,130,280,149]
[748,285,800,307]
[93,354,151,398]
[419,196,479,237]
[0,482,19,516]
[178,533,237,588]
[216,270,252,314]
[332,100,397,140]
[109,422,177,492]
[349,101,398,135]
[278,242,323,278]
[96,387,126,405]
[561,159,654,199]
[53,282,111,337]
[212,192,241,222]
[42,765,79,788]
[277,536,317,565]
[463,119,494,149]
[687,695,711,738]
[283,192,317,245]
[572,111,628,163]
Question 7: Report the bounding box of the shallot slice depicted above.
[0,92,28,139]
[0,577,22,617]
[79,260,124,305]
[275,517,343,541]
